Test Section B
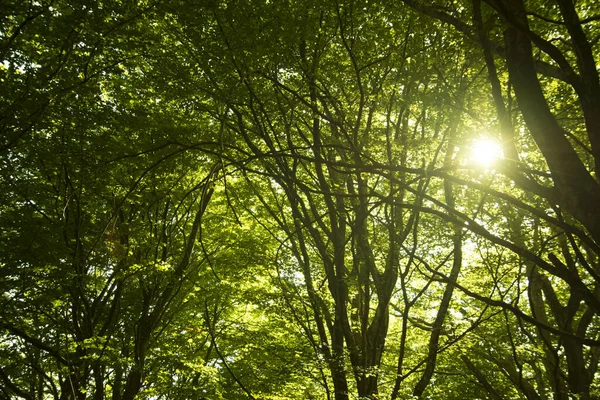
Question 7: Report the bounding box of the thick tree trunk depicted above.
[555,0,600,173]
[332,311,350,400]
[93,363,104,400]
[111,361,123,400]
[121,369,143,400]
[502,0,600,243]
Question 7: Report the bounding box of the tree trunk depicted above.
[502,0,600,243]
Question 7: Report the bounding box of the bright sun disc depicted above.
[470,138,503,168]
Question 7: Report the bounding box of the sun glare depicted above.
[470,138,503,168]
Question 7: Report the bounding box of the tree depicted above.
[397,0,600,397]
[1,0,599,398]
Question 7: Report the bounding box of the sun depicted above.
[469,138,503,168]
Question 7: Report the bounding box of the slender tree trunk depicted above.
[413,97,464,398]
[461,355,504,400]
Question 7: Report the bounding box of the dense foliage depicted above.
[1,0,599,399]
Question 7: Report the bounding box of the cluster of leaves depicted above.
[1,0,600,399]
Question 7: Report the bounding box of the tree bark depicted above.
[502,0,600,243]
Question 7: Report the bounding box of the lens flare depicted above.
[470,138,503,168]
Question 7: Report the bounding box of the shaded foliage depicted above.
[1,0,599,399]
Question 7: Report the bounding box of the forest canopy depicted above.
[1,0,600,399]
